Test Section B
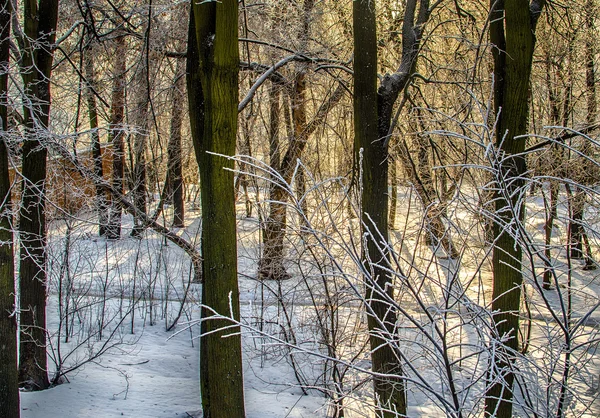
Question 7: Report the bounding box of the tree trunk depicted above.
[188,3,246,416]
[388,155,397,230]
[168,57,186,228]
[259,83,290,280]
[18,0,59,391]
[0,0,19,411]
[83,19,108,236]
[354,1,406,416]
[130,30,151,238]
[485,1,545,416]
[543,182,558,288]
[107,30,127,240]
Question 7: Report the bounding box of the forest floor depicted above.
[18,185,600,417]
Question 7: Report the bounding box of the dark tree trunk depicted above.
[485,1,546,417]
[168,57,186,228]
[188,3,246,416]
[354,1,406,416]
[0,0,19,412]
[18,0,59,391]
[543,182,559,288]
[107,31,127,240]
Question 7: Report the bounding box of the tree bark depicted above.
[485,1,546,416]
[83,9,108,236]
[354,1,406,416]
[18,0,59,391]
[0,0,19,411]
[188,3,246,416]
[167,57,186,228]
[130,23,151,238]
[106,30,127,240]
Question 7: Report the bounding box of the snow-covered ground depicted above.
[18,181,600,417]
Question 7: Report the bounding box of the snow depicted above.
[17,181,600,417]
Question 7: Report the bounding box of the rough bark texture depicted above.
[107,30,127,240]
[485,1,546,416]
[354,1,406,416]
[0,0,19,412]
[18,0,59,391]
[188,3,246,416]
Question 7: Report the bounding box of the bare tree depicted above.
[187,2,246,416]
[0,0,18,411]
[485,1,547,416]
[17,0,59,390]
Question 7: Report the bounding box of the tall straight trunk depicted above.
[18,0,59,391]
[167,57,186,228]
[131,36,151,237]
[569,0,598,270]
[354,1,406,416]
[107,31,127,240]
[188,3,246,416]
[0,0,19,412]
[83,26,108,236]
[542,49,562,288]
[543,182,559,288]
[485,1,545,416]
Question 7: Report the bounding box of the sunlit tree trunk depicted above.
[83,8,108,236]
[167,56,186,228]
[0,0,19,411]
[259,83,289,279]
[187,3,246,416]
[107,30,127,240]
[388,155,397,230]
[131,28,151,237]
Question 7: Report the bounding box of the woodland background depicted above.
[1,0,600,417]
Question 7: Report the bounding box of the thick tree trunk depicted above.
[188,3,246,416]
[18,0,59,391]
[354,1,406,416]
[0,0,19,412]
[485,1,545,416]
[107,31,127,240]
